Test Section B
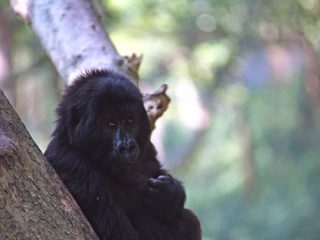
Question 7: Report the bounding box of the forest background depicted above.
[1,0,320,239]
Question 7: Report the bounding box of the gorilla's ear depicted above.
[65,106,80,145]
[66,105,95,146]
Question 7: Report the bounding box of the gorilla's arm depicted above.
[144,172,186,221]
[140,143,186,221]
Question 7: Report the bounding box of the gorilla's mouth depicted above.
[115,148,140,168]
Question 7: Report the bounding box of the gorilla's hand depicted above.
[144,175,186,220]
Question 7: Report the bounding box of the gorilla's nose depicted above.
[116,139,138,159]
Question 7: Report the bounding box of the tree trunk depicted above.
[0,90,99,239]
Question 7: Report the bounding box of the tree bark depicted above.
[10,0,170,129]
[11,0,119,85]
[0,90,99,240]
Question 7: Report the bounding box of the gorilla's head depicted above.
[56,70,151,172]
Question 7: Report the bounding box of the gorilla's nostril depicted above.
[118,146,127,155]
[128,144,136,153]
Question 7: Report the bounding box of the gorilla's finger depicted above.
[147,178,171,189]
[157,175,173,183]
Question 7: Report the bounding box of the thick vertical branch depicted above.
[239,122,254,194]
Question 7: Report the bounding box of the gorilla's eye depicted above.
[126,117,134,124]
[107,120,117,127]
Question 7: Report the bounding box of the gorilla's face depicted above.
[96,103,145,171]
[62,74,151,173]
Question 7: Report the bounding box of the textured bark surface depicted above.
[0,90,99,240]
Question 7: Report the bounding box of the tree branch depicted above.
[10,0,170,128]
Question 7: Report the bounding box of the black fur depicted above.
[45,70,201,240]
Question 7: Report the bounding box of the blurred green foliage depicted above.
[3,0,320,239]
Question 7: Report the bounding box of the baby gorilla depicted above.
[45,70,201,240]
